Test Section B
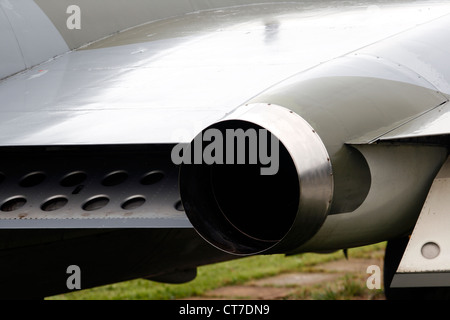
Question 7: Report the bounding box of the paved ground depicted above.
[185,252,385,300]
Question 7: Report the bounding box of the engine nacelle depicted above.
[179,103,333,255]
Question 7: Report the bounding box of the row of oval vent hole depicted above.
[0,170,185,213]
[5,170,165,188]
[0,195,184,213]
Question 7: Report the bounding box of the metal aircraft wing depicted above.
[2,0,450,299]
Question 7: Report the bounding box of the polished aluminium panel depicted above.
[1,2,450,146]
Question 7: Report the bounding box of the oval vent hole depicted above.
[102,171,128,187]
[140,171,164,185]
[82,196,110,211]
[60,172,87,187]
[121,197,146,210]
[1,197,27,212]
[41,197,68,212]
[20,172,46,188]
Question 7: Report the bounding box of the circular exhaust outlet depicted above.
[180,103,333,255]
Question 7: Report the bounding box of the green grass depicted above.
[311,275,369,300]
[48,242,385,300]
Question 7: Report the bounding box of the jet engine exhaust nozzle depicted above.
[179,103,333,255]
